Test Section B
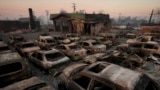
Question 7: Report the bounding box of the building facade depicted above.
[50,13,111,35]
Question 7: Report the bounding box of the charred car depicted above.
[126,35,154,44]
[0,43,12,54]
[66,33,80,42]
[8,35,26,45]
[1,76,55,90]
[29,48,70,70]
[35,35,57,48]
[53,35,71,44]
[79,39,106,54]
[90,37,112,48]
[56,43,87,60]
[0,52,31,87]
[129,41,160,55]
[58,62,158,90]
[15,41,40,56]
[83,53,106,64]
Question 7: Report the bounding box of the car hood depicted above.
[22,47,40,53]
[46,56,70,68]
[93,44,106,49]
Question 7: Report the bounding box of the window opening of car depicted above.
[46,39,55,43]
[144,44,155,49]
[131,44,142,48]
[46,52,64,61]
[93,80,113,90]
[0,46,10,51]
[22,43,36,48]
[145,81,157,90]
[73,75,91,89]
[69,45,81,50]
[36,53,43,60]
[88,64,106,73]
[92,42,99,45]
[83,42,89,46]
[0,62,22,76]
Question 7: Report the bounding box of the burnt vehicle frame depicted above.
[0,52,31,87]
[58,62,158,90]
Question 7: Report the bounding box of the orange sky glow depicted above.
[0,0,160,20]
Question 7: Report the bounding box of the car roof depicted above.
[83,39,96,43]
[63,63,88,78]
[37,48,60,54]
[83,62,144,90]
[0,52,22,64]
[131,41,158,45]
[17,41,34,44]
[61,43,77,46]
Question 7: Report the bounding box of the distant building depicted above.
[141,23,160,33]
[50,13,111,35]
[0,17,40,33]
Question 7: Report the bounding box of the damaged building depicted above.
[50,13,111,35]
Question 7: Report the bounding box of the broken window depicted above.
[89,64,106,73]
[45,52,64,61]
[93,81,113,90]
[92,42,99,45]
[145,81,158,90]
[131,44,142,48]
[36,53,43,60]
[22,43,36,48]
[0,62,22,75]
[46,39,55,43]
[0,46,10,51]
[73,75,91,89]
[69,45,81,50]
[83,42,89,46]
[58,46,66,50]
[144,44,155,49]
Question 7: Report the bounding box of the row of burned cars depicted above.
[0,38,56,89]
[0,32,160,90]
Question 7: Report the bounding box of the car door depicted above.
[67,74,93,90]
[31,52,43,67]
[57,46,67,54]
[90,80,115,90]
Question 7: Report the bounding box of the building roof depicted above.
[50,13,85,20]
[50,13,110,22]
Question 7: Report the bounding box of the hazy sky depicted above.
[0,0,160,20]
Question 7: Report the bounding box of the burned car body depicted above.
[79,39,106,54]
[56,43,87,60]
[0,43,12,54]
[36,35,57,48]
[66,33,80,42]
[129,41,160,55]
[8,35,26,45]
[126,35,154,44]
[83,53,106,63]
[53,35,71,44]
[1,76,55,90]
[15,41,40,56]
[58,62,158,90]
[90,37,113,48]
[29,48,70,70]
[0,52,31,87]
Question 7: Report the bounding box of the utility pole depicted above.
[45,10,49,29]
[148,10,154,24]
[72,3,76,13]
